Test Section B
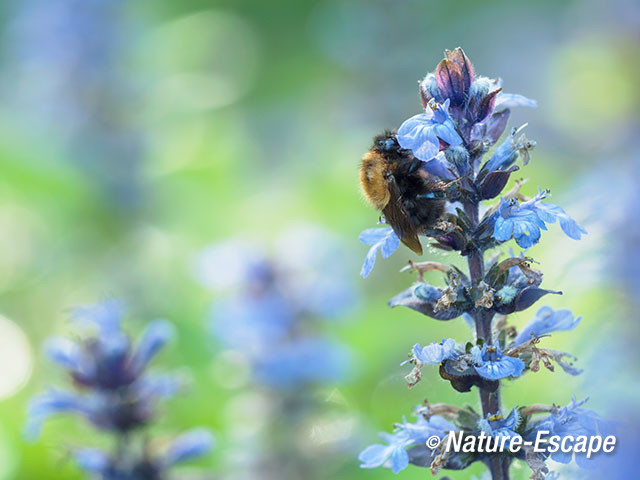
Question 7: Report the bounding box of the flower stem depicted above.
[464,200,510,480]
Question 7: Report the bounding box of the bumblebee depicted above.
[360,131,446,255]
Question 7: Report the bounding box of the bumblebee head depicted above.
[372,131,400,154]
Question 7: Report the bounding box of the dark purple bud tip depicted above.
[445,47,474,91]
[435,59,466,107]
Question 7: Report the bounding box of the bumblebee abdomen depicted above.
[360,151,391,210]
[406,198,445,227]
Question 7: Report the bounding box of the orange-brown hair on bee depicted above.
[359,131,446,255]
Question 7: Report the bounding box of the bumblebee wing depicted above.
[383,177,423,255]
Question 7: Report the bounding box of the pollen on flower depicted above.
[496,285,518,304]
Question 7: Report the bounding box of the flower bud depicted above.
[444,145,470,176]
[469,77,492,103]
[419,73,443,107]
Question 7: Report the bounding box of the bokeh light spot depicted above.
[0,314,33,400]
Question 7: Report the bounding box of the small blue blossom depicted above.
[359,414,457,474]
[410,338,457,365]
[397,414,458,443]
[472,344,525,380]
[397,99,463,161]
[514,306,582,347]
[528,398,614,469]
[359,227,400,278]
[478,408,521,438]
[482,124,536,174]
[492,189,586,248]
[492,198,547,249]
[359,431,412,474]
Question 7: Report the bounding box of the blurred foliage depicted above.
[0,0,638,479]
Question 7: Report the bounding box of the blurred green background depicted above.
[0,0,638,478]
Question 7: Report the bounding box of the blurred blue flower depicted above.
[204,229,356,393]
[44,306,173,391]
[27,301,211,477]
[410,338,457,365]
[253,338,350,389]
[514,306,582,347]
[359,227,400,278]
[397,99,462,161]
[7,0,144,206]
[72,429,213,477]
[29,313,181,435]
[492,190,586,248]
[211,292,295,354]
[472,344,524,380]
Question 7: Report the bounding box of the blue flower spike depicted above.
[356,47,602,478]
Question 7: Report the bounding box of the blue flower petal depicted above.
[71,300,123,333]
[433,122,462,147]
[389,447,410,474]
[164,428,214,466]
[411,127,440,161]
[25,390,90,439]
[131,320,175,373]
[514,306,582,346]
[494,93,537,111]
[474,345,525,380]
[413,338,457,364]
[491,192,585,247]
[359,228,399,278]
[359,444,391,469]
[44,338,85,371]
[359,227,393,245]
